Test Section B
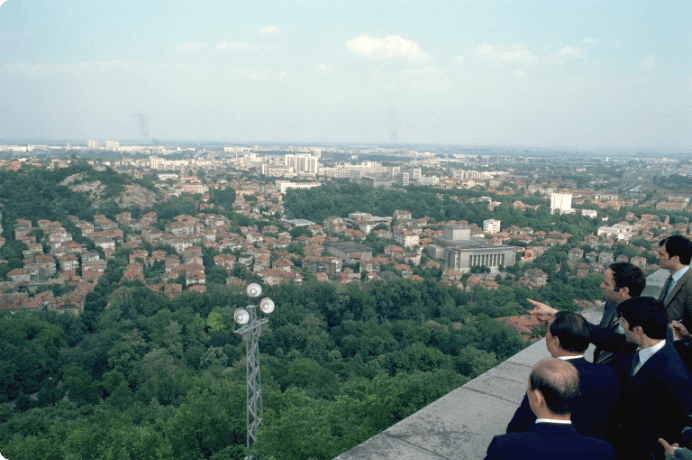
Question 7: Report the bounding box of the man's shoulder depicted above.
[572,359,618,379]
[679,268,692,288]
[489,425,614,459]
[648,342,692,380]
[681,267,692,280]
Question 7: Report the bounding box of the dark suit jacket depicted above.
[485,422,615,460]
[663,268,692,326]
[675,339,692,372]
[506,357,618,440]
[594,300,621,366]
[591,326,692,460]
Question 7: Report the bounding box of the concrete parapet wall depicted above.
[335,306,604,460]
[336,269,667,459]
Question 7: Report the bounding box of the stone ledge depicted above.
[335,278,650,460]
[336,269,667,460]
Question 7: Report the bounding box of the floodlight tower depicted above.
[233,282,275,459]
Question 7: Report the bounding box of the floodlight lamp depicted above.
[246,283,262,298]
[234,308,250,325]
[259,298,275,314]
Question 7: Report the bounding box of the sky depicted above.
[0,0,690,150]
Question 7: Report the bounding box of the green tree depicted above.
[107,329,148,387]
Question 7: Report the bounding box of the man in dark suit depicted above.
[657,235,692,326]
[526,262,645,366]
[589,297,692,460]
[507,311,618,440]
[485,358,615,460]
[594,262,646,365]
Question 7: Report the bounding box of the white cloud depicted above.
[313,63,333,73]
[474,44,537,65]
[215,41,271,52]
[640,55,656,70]
[583,37,596,44]
[259,25,281,36]
[346,34,430,63]
[557,46,586,60]
[174,41,207,51]
[455,55,466,64]
[0,0,8,9]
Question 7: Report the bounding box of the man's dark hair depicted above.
[529,358,581,415]
[618,296,668,340]
[549,311,592,353]
[609,262,646,297]
[660,235,692,265]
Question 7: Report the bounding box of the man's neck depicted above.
[639,337,663,350]
[671,264,688,276]
[615,296,630,306]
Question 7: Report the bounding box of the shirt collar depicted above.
[672,265,689,282]
[557,355,584,361]
[636,339,666,368]
[535,418,572,425]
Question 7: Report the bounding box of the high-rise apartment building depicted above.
[550,193,573,214]
[150,156,162,170]
[284,154,318,175]
[105,140,120,150]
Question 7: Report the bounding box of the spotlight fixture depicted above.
[246,283,262,298]
[234,308,250,325]
[259,298,275,314]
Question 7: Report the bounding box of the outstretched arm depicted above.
[526,298,558,320]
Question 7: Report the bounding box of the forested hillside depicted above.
[0,261,529,459]
[0,164,607,459]
[0,161,162,236]
[283,183,601,241]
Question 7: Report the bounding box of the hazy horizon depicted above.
[1,0,690,151]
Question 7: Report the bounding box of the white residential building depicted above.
[483,219,501,234]
[285,154,318,176]
[597,222,634,241]
[550,193,573,214]
[275,180,321,194]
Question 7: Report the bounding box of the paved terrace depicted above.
[335,269,668,460]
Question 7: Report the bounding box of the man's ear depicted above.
[620,286,630,298]
[551,335,561,350]
[532,388,545,407]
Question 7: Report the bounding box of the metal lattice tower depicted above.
[235,307,268,451]
[233,284,275,459]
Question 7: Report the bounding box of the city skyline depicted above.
[1,0,690,150]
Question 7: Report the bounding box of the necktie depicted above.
[630,351,642,378]
[659,275,674,304]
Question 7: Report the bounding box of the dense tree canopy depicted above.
[0,274,535,460]
[283,183,601,239]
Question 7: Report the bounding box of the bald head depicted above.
[529,358,581,416]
